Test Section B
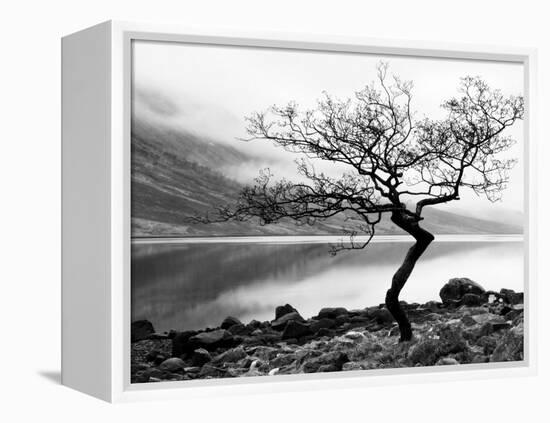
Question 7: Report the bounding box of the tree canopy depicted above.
[197,63,523,247]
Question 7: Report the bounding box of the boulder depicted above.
[302,351,349,373]
[131,320,155,342]
[227,323,249,336]
[475,335,498,355]
[171,330,198,357]
[270,353,296,368]
[316,307,349,319]
[500,289,524,305]
[199,364,226,378]
[408,326,467,366]
[310,318,336,333]
[282,320,312,340]
[191,348,212,367]
[275,304,298,320]
[188,329,235,351]
[461,293,483,307]
[213,346,247,363]
[370,308,394,325]
[423,301,442,312]
[271,311,305,331]
[408,339,440,366]
[249,346,279,361]
[221,316,242,330]
[478,321,512,337]
[335,314,350,326]
[490,326,523,362]
[158,357,185,372]
[247,319,262,329]
[439,278,485,305]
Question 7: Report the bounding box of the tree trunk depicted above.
[385,212,434,342]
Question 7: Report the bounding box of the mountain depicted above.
[131,116,522,237]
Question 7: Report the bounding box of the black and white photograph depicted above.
[129,40,525,383]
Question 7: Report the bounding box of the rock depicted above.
[250,329,263,336]
[268,368,280,376]
[247,319,262,329]
[408,326,467,366]
[478,321,512,337]
[461,315,477,327]
[318,364,340,372]
[490,327,523,362]
[227,323,249,336]
[302,351,349,373]
[275,304,298,320]
[158,357,185,372]
[144,368,164,379]
[221,316,242,330]
[423,301,442,312]
[271,354,296,368]
[342,362,363,371]
[282,320,312,340]
[199,364,225,378]
[475,336,498,355]
[171,330,198,357]
[343,331,365,341]
[408,339,440,366]
[271,311,305,330]
[461,293,483,307]
[472,314,505,326]
[471,355,489,363]
[512,313,524,327]
[371,308,394,325]
[213,346,247,363]
[131,320,155,342]
[316,307,349,319]
[133,372,150,383]
[145,349,162,362]
[439,278,485,304]
[191,348,212,367]
[500,289,523,305]
[316,328,336,338]
[189,329,235,351]
[248,346,279,361]
[436,357,460,366]
[310,318,336,333]
[335,315,350,326]
[504,305,523,322]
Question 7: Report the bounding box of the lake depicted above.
[131,235,524,333]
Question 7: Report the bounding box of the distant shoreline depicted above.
[131,233,524,245]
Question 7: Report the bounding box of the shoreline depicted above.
[131,233,524,245]
[131,279,524,383]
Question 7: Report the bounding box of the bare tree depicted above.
[195,63,524,341]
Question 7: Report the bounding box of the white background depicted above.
[1,0,548,421]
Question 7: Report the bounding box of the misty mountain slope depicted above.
[131,116,522,237]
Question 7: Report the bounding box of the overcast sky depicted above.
[132,40,524,217]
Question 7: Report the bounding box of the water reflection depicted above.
[131,239,523,332]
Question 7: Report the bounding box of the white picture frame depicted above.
[61,20,538,403]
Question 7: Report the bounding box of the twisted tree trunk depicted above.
[385,211,435,342]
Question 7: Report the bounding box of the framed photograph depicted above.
[61,21,537,402]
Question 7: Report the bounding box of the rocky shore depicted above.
[131,278,524,383]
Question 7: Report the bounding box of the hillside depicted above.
[131,116,522,238]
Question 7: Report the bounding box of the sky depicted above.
[132,40,525,218]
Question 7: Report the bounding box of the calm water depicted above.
[131,236,524,333]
